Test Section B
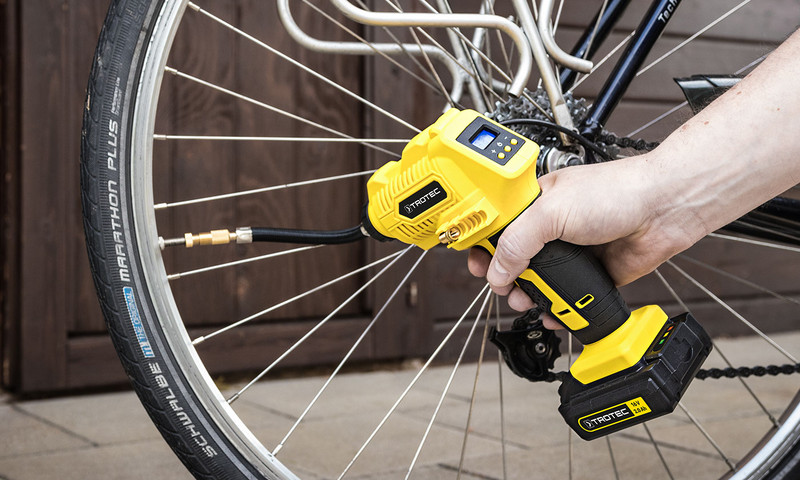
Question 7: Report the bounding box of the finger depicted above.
[486,200,559,290]
[490,282,514,297]
[541,314,564,330]
[467,247,491,278]
[507,286,535,312]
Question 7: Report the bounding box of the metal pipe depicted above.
[537,0,593,73]
[509,0,574,134]
[329,0,532,97]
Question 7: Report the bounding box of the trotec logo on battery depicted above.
[580,406,633,430]
[578,397,651,432]
[399,181,447,219]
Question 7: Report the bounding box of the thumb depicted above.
[486,199,560,290]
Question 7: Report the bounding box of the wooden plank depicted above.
[232,0,364,321]
[364,0,445,360]
[156,2,240,328]
[0,0,21,389]
[17,0,72,391]
[66,317,377,389]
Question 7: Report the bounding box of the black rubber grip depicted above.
[492,237,630,344]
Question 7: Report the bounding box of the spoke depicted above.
[678,402,736,471]
[677,254,800,308]
[407,25,460,109]
[193,248,408,345]
[187,1,420,134]
[606,436,620,480]
[708,232,800,254]
[410,24,507,105]
[165,66,399,157]
[153,134,408,143]
[154,170,376,210]
[456,295,494,479]
[273,249,429,455]
[567,333,573,480]
[412,0,514,102]
[582,0,610,61]
[712,340,780,427]
[310,0,454,104]
[227,246,413,403]
[380,0,459,108]
[569,31,635,94]
[643,423,675,480]
[337,283,492,480]
[167,245,322,280]
[637,0,753,77]
[653,269,779,427]
[552,0,565,35]
[405,288,492,479]
[495,296,508,480]
[729,216,800,244]
[666,260,798,363]
[625,100,687,137]
[627,54,767,137]
[485,1,514,79]
[728,220,800,245]
[358,0,446,89]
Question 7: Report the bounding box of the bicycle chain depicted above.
[695,363,800,380]
[596,131,660,154]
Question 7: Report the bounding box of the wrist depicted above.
[635,149,710,256]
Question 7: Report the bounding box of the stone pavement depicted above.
[2,333,800,480]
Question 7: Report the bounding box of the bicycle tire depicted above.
[81,1,295,478]
[81,1,800,479]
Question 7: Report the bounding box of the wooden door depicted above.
[0,0,426,393]
[1,0,797,393]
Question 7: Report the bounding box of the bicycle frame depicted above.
[576,0,684,143]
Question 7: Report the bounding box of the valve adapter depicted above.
[364,109,711,440]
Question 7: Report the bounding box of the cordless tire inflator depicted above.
[363,109,712,440]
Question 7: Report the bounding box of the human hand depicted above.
[467,154,702,325]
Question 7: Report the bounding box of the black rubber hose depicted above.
[251,225,367,244]
[499,118,612,161]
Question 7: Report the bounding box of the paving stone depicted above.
[0,440,191,480]
[232,369,443,422]
[0,405,91,459]
[14,392,161,446]
[253,410,510,479]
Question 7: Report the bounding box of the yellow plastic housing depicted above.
[570,305,668,385]
[366,108,541,250]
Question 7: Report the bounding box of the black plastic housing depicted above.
[558,312,712,440]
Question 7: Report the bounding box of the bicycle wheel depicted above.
[81,0,800,478]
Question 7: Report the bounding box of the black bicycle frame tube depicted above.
[579,0,683,147]
[559,0,633,91]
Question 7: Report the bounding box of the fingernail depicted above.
[489,262,511,284]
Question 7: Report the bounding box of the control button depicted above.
[498,152,506,160]
[504,145,512,152]
[510,138,518,145]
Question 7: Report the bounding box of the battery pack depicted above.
[558,313,712,440]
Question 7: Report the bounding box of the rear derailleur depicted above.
[490,309,563,383]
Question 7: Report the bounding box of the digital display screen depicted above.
[470,128,497,150]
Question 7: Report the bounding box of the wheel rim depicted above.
[126,1,800,478]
